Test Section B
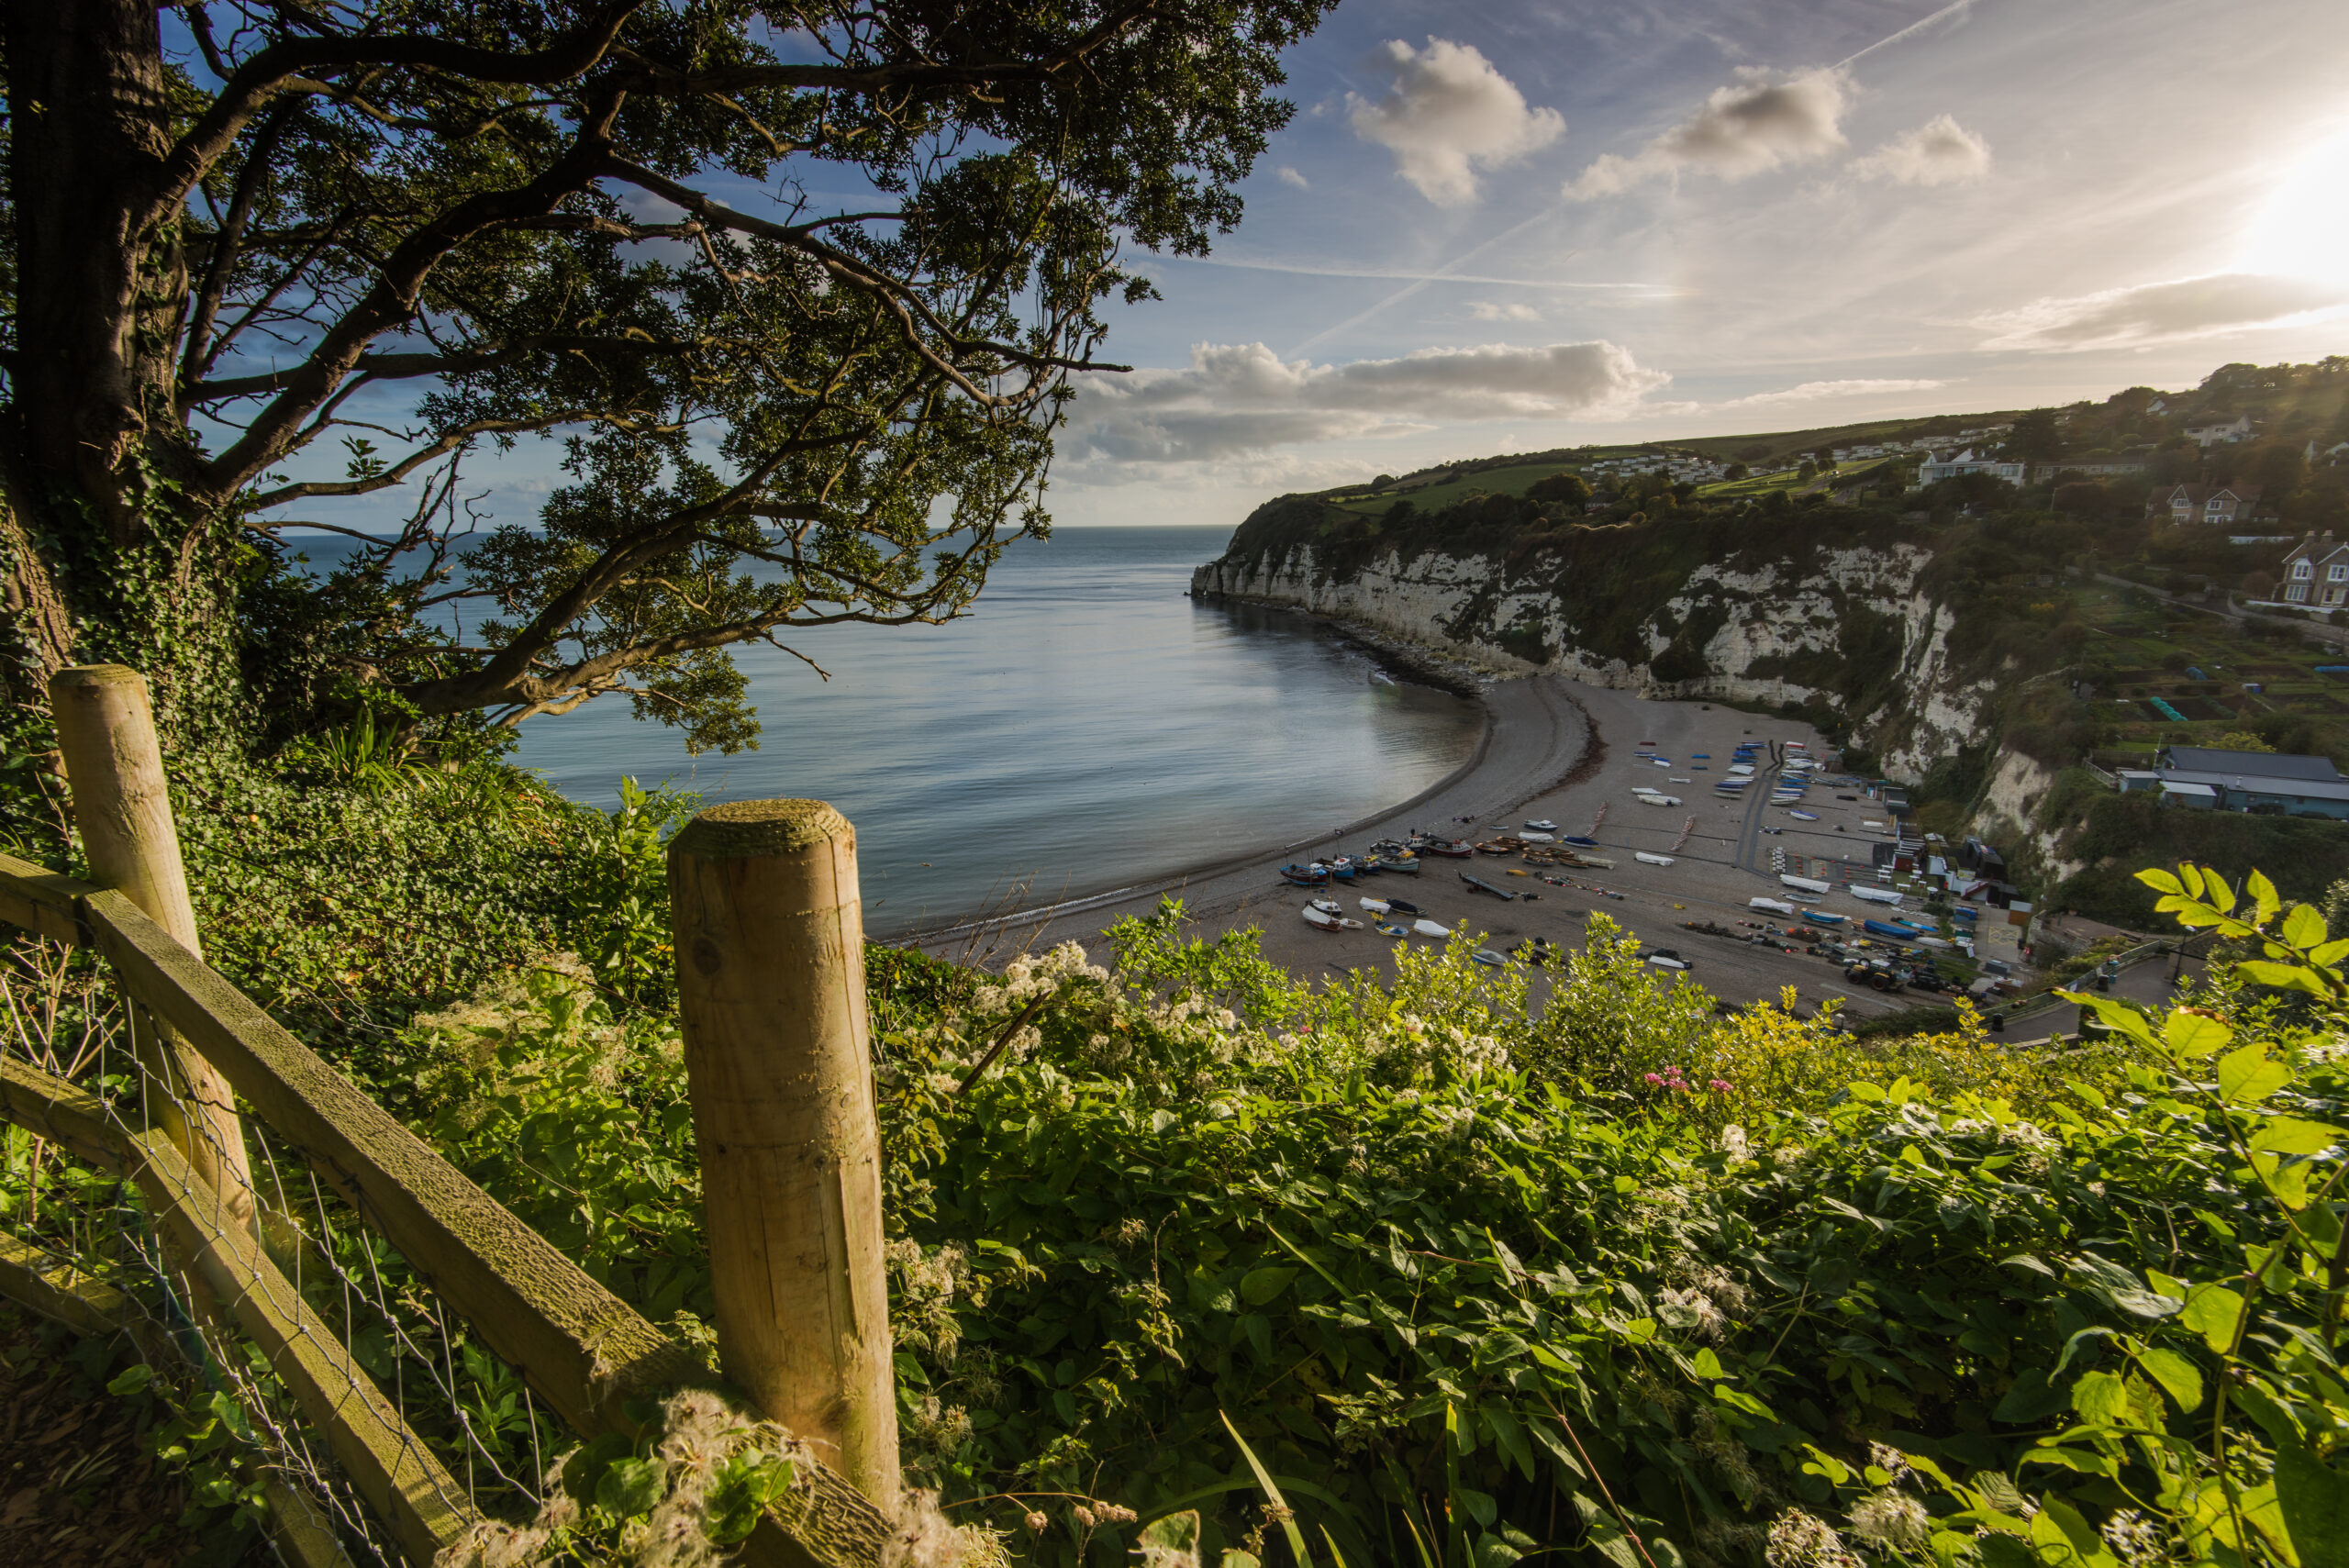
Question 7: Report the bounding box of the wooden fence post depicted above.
[50,665,255,1230]
[666,799,900,1507]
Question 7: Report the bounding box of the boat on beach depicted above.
[1806,910,1847,926]
[1360,895,1423,916]
[1377,854,1421,874]
[1787,810,1820,820]
[1751,897,1797,917]
[1303,905,1363,931]
[1852,885,1905,906]
[1780,874,1832,895]
[1635,851,1675,867]
[1414,918,1452,938]
[1375,921,1410,938]
[1634,793,1682,806]
[1523,819,1557,831]
[1280,862,1329,885]
[1563,834,1599,846]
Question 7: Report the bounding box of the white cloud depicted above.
[1852,115,1992,185]
[1276,165,1310,189]
[1468,300,1541,321]
[1566,67,1849,199]
[1067,340,1668,464]
[1347,39,1565,206]
[1978,272,2349,351]
[1719,378,1949,406]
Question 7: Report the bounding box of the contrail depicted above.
[1287,206,1566,355]
[1837,0,1977,69]
[1160,253,1669,291]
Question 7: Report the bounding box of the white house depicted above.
[2186,414,2253,447]
[1918,448,2026,484]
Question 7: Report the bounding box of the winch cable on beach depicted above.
[1672,816,1697,852]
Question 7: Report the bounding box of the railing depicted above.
[0,667,900,1568]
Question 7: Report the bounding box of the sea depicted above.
[286,526,1480,935]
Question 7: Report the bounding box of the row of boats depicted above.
[1299,895,1557,969]
[1280,824,1609,885]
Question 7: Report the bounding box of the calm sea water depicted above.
[290,526,1480,935]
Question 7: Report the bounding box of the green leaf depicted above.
[1240,1266,1299,1306]
[2165,1010,2232,1060]
[106,1363,154,1397]
[2207,869,2239,914]
[2251,868,2285,922]
[2180,863,2209,899]
[2137,867,2187,896]
[2285,903,2329,950]
[2277,1440,2349,1568]
[1690,1347,1727,1380]
[2239,960,2330,995]
[2180,1283,2245,1352]
[2133,1345,2205,1412]
[2032,1496,2119,1568]
[1993,1370,2070,1424]
[2219,1042,2292,1104]
[2251,1118,2340,1156]
[1221,1412,1314,1568]
[2070,1370,2129,1425]
[596,1456,669,1518]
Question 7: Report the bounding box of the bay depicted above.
[291,526,1482,937]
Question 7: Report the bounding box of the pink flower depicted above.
[1709,1079,1731,1093]
[1644,1073,1664,1085]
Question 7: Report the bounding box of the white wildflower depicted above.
[1718,1124,1752,1162]
[1765,1508,1864,1568]
[1866,1442,1911,1481]
[2100,1510,2161,1568]
[1849,1492,1930,1550]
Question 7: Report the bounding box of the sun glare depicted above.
[2240,126,2349,285]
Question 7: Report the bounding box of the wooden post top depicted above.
[670,798,852,860]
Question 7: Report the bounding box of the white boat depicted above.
[1750,897,1797,917]
[1413,918,1451,938]
[1635,851,1675,866]
[1852,885,1905,906]
[1634,793,1682,806]
[1652,759,1671,767]
[1520,831,1557,843]
[1728,764,1755,777]
[1303,905,1363,931]
[1915,936,1954,950]
[1646,953,1689,971]
[1310,896,1342,915]
[1668,776,1690,783]
[1780,874,1832,895]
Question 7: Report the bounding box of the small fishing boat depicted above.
[1652,759,1672,767]
[1519,831,1556,844]
[1634,793,1682,807]
[1915,936,1954,950]
[1324,857,1359,881]
[1303,905,1363,932]
[1377,854,1421,874]
[1862,918,1921,940]
[1751,897,1797,917]
[1523,819,1557,831]
[1476,837,1528,854]
[1806,910,1847,926]
[1787,810,1820,821]
[1691,753,1710,759]
[1360,895,1423,917]
[1309,896,1344,915]
[1472,950,1507,968]
[1852,885,1905,906]
[1780,874,1832,895]
[1279,862,1330,885]
[1462,873,1518,900]
[1419,840,1475,858]
[1375,921,1411,938]
[1635,851,1675,867]
[1668,777,1691,784]
[1563,834,1599,846]
[1413,918,1451,939]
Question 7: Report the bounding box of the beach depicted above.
[909,673,1924,1020]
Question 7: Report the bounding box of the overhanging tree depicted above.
[0,0,1330,750]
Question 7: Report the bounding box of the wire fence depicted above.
[0,928,546,1565]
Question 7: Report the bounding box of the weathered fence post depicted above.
[50,665,256,1230]
[666,798,901,1507]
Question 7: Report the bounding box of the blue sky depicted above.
[1043,0,2349,525]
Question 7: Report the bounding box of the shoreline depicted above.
[898,672,1591,952]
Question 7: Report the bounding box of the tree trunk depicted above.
[5,0,232,740]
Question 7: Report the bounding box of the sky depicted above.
[253,0,2349,539]
[1041,0,2349,526]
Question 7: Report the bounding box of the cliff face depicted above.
[1190,531,1998,786]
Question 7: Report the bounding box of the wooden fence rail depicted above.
[0,667,898,1568]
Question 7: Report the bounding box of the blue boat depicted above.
[1563,834,1599,846]
[1806,910,1846,926]
[1691,753,1710,759]
[1280,862,1330,886]
[1788,810,1820,820]
[1862,919,1916,940]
